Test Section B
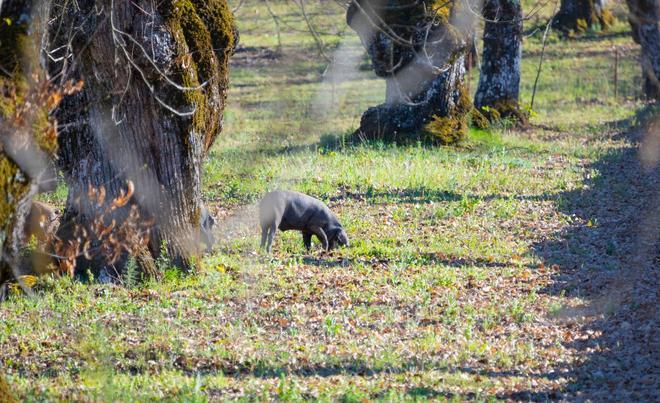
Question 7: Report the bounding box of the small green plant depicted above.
[548,301,563,317]
[340,387,370,402]
[323,315,342,337]
[508,299,533,324]
[156,240,170,273]
[436,195,480,218]
[19,235,38,257]
[122,256,139,289]
[276,374,302,401]
[163,267,183,283]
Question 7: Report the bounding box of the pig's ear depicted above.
[327,227,340,239]
[339,229,349,246]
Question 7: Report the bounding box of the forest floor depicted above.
[1,0,658,401]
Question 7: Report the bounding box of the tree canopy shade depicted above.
[46,0,237,278]
[626,0,660,100]
[346,0,472,144]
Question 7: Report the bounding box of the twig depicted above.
[460,0,555,24]
[530,0,558,111]
[295,0,331,62]
[109,0,197,117]
[613,46,618,101]
[263,0,282,51]
[231,0,248,14]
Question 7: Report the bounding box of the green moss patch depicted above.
[160,0,237,152]
[477,98,529,127]
[422,83,472,145]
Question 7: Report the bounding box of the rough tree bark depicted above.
[0,372,16,401]
[553,0,613,34]
[49,0,237,278]
[346,0,471,144]
[0,0,58,295]
[626,0,660,100]
[474,0,526,124]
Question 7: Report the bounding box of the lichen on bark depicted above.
[1,1,58,291]
[346,0,471,144]
[474,0,527,126]
[0,156,31,256]
[422,82,472,144]
[160,0,238,153]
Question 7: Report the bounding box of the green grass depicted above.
[2,0,651,400]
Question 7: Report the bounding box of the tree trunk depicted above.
[553,0,613,33]
[0,149,39,296]
[346,0,471,144]
[626,0,660,100]
[0,0,58,296]
[474,0,526,124]
[0,373,17,402]
[48,0,237,278]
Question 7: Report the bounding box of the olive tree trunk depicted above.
[626,0,660,100]
[0,0,57,295]
[49,0,237,278]
[553,0,613,33]
[474,0,526,123]
[346,0,471,144]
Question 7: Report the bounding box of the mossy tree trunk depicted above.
[0,146,38,295]
[0,373,16,402]
[474,0,526,124]
[553,0,613,33]
[49,0,237,278]
[346,0,471,144]
[625,0,660,100]
[0,0,56,295]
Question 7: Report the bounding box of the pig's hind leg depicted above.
[266,222,278,252]
[260,223,269,250]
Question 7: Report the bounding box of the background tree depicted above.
[345,0,472,144]
[626,0,659,100]
[49,0,237,278]
[474,0,526,124]
[552,0,613,33]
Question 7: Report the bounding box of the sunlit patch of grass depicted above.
[1,0,648,399]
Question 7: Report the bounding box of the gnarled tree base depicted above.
[474,0,526,128]
[477,100,529,128]
[49,0,236,279]
[553,0,614,34]
[353,58,469,145]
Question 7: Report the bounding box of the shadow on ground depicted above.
[526,106,659,401]
[203,108,658,400]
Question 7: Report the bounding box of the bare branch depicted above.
[294,0,332,62]
[231,0,248,14]
[109,0,197,117]
[530,0,559,110]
